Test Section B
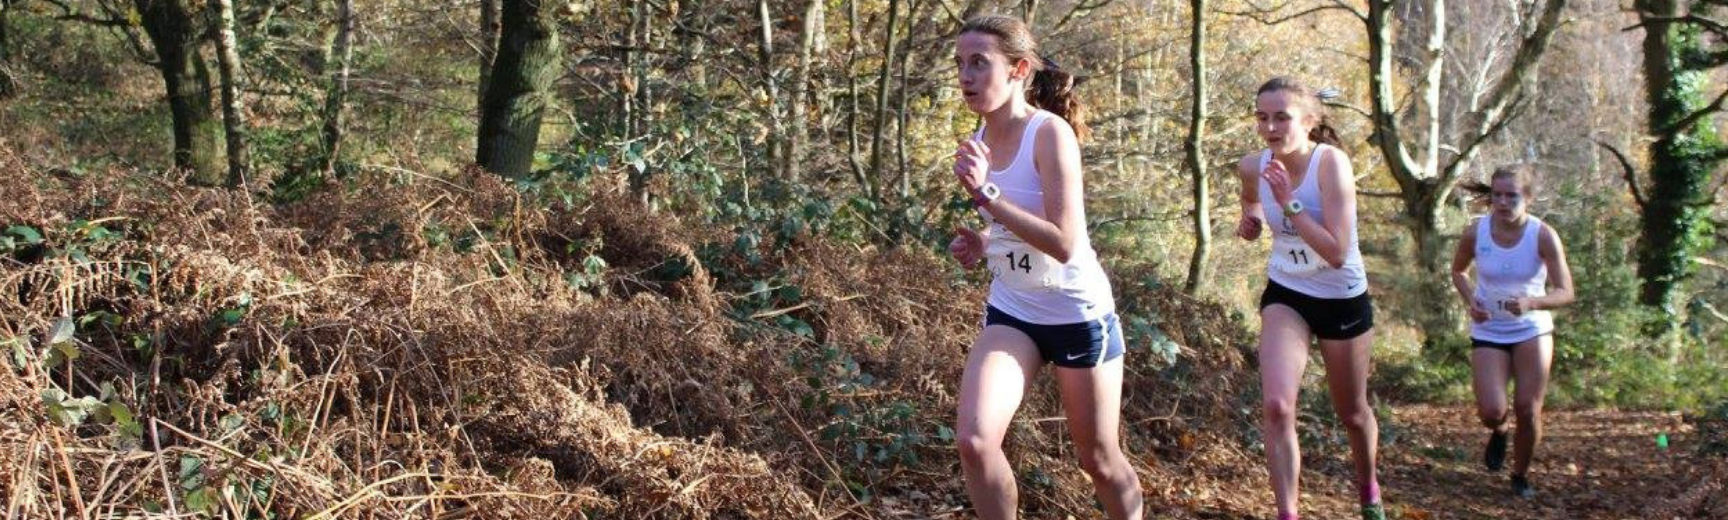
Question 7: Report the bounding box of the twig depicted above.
[750,302,814,320]
[302,472,434,520]
[1215,0,1362,25]
[359,163,474,194]
[148,348,178,516]
[771,400,877,520]
[1595,139,1645,207]
[47,428,89,519]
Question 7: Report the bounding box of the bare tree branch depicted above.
[1358,189,1404,199]
[39,0,158,64]
[1366,0,1422,190]
[1659,87,1728,137]
[1052,0,1113,33]
[39,0,127,26]
[1596,138,1646,208]
[1215,1,1360,25]
[1690,175,1727,208]
[1474,0,1567,141]
[1440,92,1529,184]
[1625,14,1728,42]
[1091,212,1192,231]
[1324,99,1371,119]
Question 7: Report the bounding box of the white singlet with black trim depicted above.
[1257,144,1368,299]
[974,110,1114,325]
[1470,215,1554,343]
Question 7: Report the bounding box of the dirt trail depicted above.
[868,405,1723,520]
[1320,405,1721,520]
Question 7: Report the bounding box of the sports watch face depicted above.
[980,182,1001,200]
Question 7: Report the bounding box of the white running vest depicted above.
[1470,216,1554,343]
[1257,145,1368,298]
[975,110,1115,325]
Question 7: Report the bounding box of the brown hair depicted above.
[1256,77,1342,148]
[1460,164,1540,201]
[959,15,1090,141]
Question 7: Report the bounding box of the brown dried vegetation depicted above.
[0,139,1275,518]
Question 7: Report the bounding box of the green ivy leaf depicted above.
[5,225,43,245]
[178,456,205,490]
[183,487,216,513]
[7,337,28,370]
[41,389,102,426]
[219,308,245,326]
[112,402,142,441]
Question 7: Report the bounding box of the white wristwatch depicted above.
[973,182,1001,207]
[1282,199,1304,217]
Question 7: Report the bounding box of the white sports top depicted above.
[1470,215,1554,343]
[974,110,1114,325]
[1257,145,1368,298]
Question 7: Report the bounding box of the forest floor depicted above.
[873,405,1723,520]
[1156,404,1713,520]
[1355,405,1722,520]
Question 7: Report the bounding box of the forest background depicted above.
[0,0,1725,518]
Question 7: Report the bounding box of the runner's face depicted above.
[956,33,1025,115]
[1255,90,1314,154]
[1490,177,1528,220]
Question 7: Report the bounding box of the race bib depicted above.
[1481,289,1519,321]
[1271,242,1323,276]
[985,234,1062,292]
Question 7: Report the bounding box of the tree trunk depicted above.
[1367,0,1453,332]
[789,0,823,183]
[846,0,870,197]
[635,0,652,137]
[212,0,250,186]
[1419,0,1444,177]
[479,0,500,104]
[321,0,355,175]
[475,0,560,179]
[1406,182,1456,332]
[1182,0,1210,295]
[1,0,16,99]
[134,0,223,185]
[1634,0,1722,318]
[621,0,636,137]
[756,0,781,180]
[895,0,919,200]
[868,0,901,193]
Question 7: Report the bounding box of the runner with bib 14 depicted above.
[943,14,1143,520]
[1235,77,1385,520]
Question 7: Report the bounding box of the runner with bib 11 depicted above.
[1235,77,1385,520]
[944,14,1143,520]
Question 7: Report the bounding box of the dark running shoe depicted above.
[1511,474,1536,499]
[1360,502,1387,520]
[1484,429,1509,472]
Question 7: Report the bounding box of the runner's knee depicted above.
[956,431,1004,466]
[1478,403,1508,427]
[1262,397,1297,429]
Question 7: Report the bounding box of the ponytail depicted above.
[1030,57,1089,141]
[1459,164,1540,204]
[1309,121,1342,148]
